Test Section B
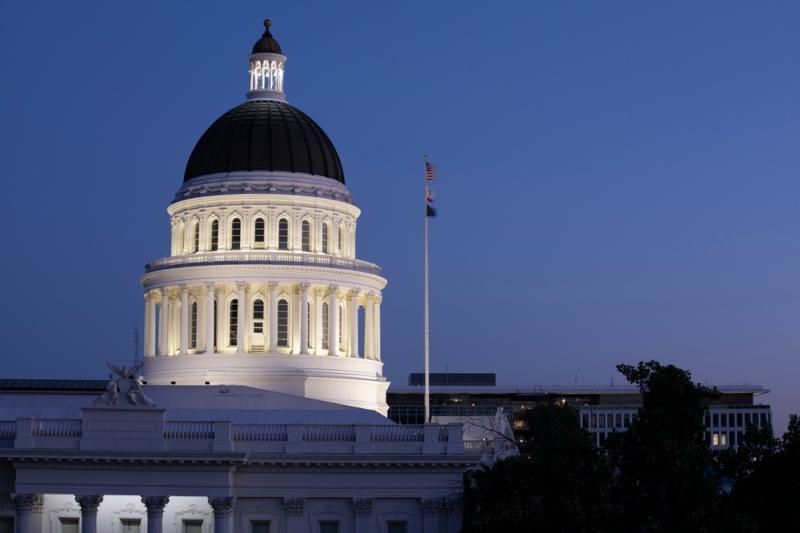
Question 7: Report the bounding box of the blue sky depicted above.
[1,1,798,431]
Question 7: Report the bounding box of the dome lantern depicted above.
[247,19,287,101]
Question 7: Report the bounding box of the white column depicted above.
[300,283,310,355]
[205,283,216,353]
[329,285,340,356]
[314,289,323,355]
[373,295,381,360]
[179,285,189,355]
[364,294,374,360]
[75,495,103,533]
[141,496,169,533]
[158,288,169,356]
[268,282,278,353]
[14,493,43,533]
[349,289,360,357]
[236,282,246,354]
[209,497,235,533]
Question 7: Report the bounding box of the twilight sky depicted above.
[0,1,798,431]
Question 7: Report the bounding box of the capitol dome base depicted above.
[142,354,390,415]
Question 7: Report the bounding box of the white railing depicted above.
[31,419,81,438]
[233,424,287,441]
[438,425,449,442]
[0,421,15,439]
[145,251,382,276]
[302,425,356,442]
[370,425,424,442]
[164,421,214,439]
[463,440,493,454]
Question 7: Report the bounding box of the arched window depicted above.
[301,220,311,252]
[192,223,200,253]
[322,303,329,350]
[322,223,330,254]
[254,218,265,248]
[229,299,238,346]
[277,299,289,347]
[210,220,219,251]
[278,218,289,250]
[252,299,265,349]
[190,302,198,349]
[231,218,241,250]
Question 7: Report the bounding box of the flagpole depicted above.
[423,156,431,424]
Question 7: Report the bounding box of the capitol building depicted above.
[0,20,473,533]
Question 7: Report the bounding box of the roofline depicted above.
[388,384,770,396]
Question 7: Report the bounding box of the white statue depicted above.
[94,362,154,407]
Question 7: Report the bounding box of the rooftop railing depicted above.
[145,251,382,276]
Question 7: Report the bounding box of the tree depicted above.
[463,400,613,533]
[728,414,800,530]
[607,361,721,532]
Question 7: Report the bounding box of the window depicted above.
[322,223,329,254]
[253,299,265,329]
[254,218,265,247]
[712,432,719,446]
[278,218,289,250]
[190,302,198,349]
[388,521,408,533]
[192,223,200,253]
[301,220,311,251]
[251,521,270,533]
[211,220,219,252]
[322,303,329,349]
[720,432,728,446]
[337,226,344,253]
[0,518,12,533]
[121,518,141,533]
[60,518,79,533]
[231,218,241,250]
[319,522,339,533]
[229,299,239,346]
[277,299,289,347]
[183,520,203,533]
[210,220,219,251]
[338,306,344,349]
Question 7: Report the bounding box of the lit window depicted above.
[712,433,719,446]
[720,433,728,446]
[183,521,203,533]
[277,299,289,347]
[278,218,289,250]
[190,302,198,349]
[252,521,271,533]
[121,518,141,533]
[192,223,199,253]
[210,220,219,251]
[322,223,329,254]
[513,419,525,430]
[322,303,329,349]
[302,220,311,251]
[254,218,265,247]
[231,218,241,250]
[229,299,238,346]
[59,518,79,533]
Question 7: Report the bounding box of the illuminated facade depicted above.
[0,20,472,533]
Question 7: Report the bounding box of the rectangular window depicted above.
[229,299,239,346]
[322,303,329,349]
[721,413,728,428]
[736,413,743,427]
[388,521,408,533]
[231,219,242,250]
[624,413,631,427]
[712,433,719,446]
[251,521,270,533]
[121,518,141,533]
[302,221,311,252]
[614,413,622,428]
[712,413,719,427]
[190,302,198,349]
[581,414,589,428]
[184,520,203,533]
[322,224,329,254]
[210,221,219,251]
[320,521,339,533]
[720,432,728,446]
[277,300,289,347]
[254,219,265,245]
[278,219,289,250]
[60,518,79,533]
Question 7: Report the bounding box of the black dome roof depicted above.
[184,99,345,183]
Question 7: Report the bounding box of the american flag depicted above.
[425,161,438,181]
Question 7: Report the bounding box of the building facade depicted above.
[0,21,474,533]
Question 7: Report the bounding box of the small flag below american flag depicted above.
[426,186,436,217]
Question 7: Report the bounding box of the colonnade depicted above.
[143,282,381,360]
[12,494,233,533]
